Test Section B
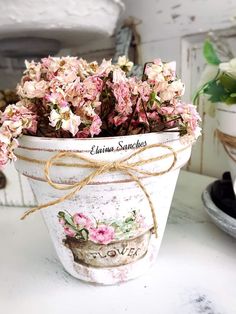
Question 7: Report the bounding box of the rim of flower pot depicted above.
[19,129,180,143]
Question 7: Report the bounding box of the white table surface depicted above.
[0,171,236,314]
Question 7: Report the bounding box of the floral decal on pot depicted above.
[58,210,147,245]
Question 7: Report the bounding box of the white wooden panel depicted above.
[66,0,236,54]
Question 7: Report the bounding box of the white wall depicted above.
[76,0,236,69]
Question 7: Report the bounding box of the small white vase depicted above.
[15,132,192,284]
[216,103,236,194]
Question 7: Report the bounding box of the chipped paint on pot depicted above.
[15,132,192,284]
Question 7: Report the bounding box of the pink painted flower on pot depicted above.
[64,226,76,238]
[73,213,94,229]
[59,217,65,226]
[89,225,115,245]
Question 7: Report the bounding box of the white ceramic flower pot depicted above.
[216,103,236,194]
[216,103,236,137]
[15,132,192,284]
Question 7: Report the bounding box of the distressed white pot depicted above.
[216,103,236,194]
[15,132,192,285]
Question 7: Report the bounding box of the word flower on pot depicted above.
[194,39,236,195]
[0,56,200,284]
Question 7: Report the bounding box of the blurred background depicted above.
[0,0,236,206]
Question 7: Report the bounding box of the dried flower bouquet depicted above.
[0,56,201,168]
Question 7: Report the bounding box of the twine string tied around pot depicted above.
[20,143,179,238]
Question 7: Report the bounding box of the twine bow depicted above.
[21,143,178,238]
[216,129,236,162]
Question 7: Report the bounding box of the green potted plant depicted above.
[194,37,236,195]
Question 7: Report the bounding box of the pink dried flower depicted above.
[75,128,90,138]
[117,56,133,72]
[49,106,81,136]
[95,59,113,77]
[145,59,165,82]
[41,56,61,73]
[158,106,175,115]
[89,115,102,137]
[1,102,37,136]
[112,68,127,84]
[89,225,115,245]
[147,111,161,122]
[17,80,48,99]
[7,138,18,161]
[0,125,12,146]
[113,115,128,127]
[113,82,133,116]
[177,103,201,139]
[0,142,9,169]
[83,76,103,101]
[45,92,63,105]
[154,81,169,93]
[25,60,42,82]
[0,55,201,168]
[0,125,19,168]
[137,81,151,102]
[163,61,176,80]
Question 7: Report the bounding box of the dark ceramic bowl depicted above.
[202,183,236,239]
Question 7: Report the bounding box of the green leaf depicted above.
[225,96,236,105]
[230,93,236,97]
[55,120,62,130]
[219,74,236,92]
[125,217,134,223]
[63,212,75,227]
[203,40,221,65]
[80,229,89,241]
[150,92,156,101]
[193,70,221,105]
[203,80,228,102]
[58,211,65,218]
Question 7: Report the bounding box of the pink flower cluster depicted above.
[59,211,115,245]
[0,100,37,167]
[0,56,201,168]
